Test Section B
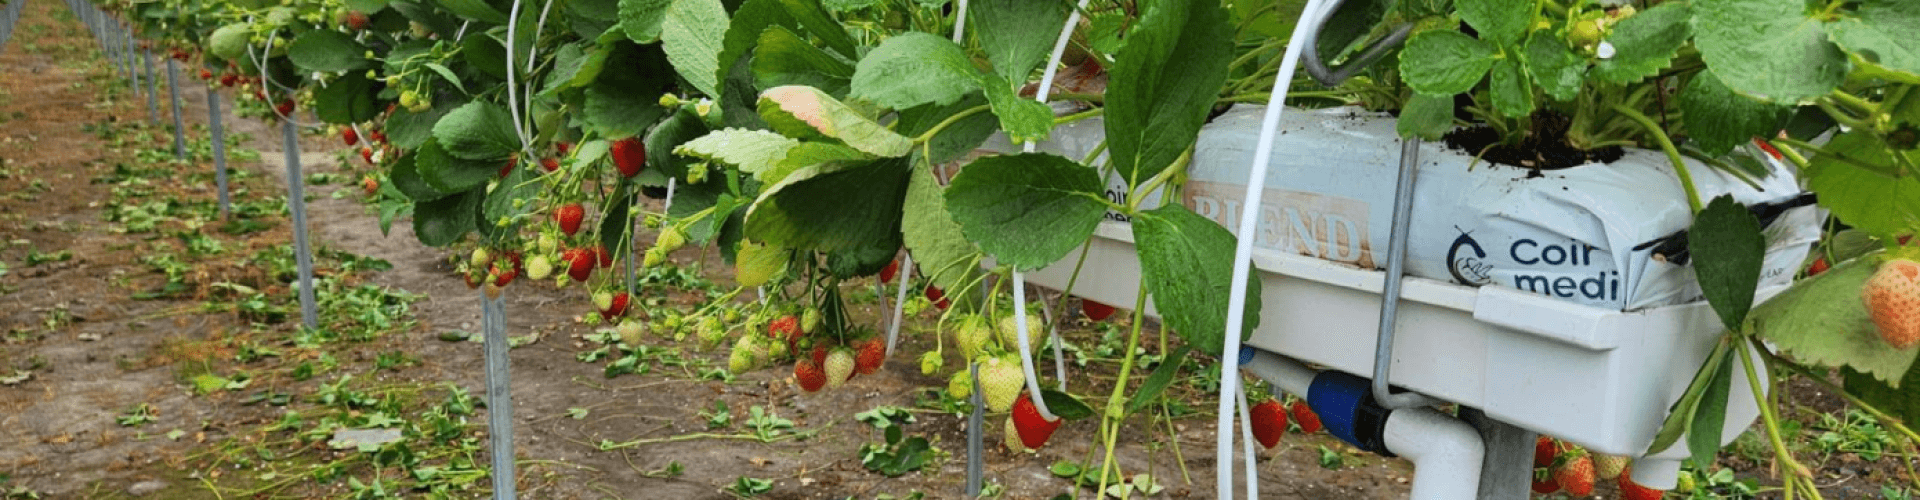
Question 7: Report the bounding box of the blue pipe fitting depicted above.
[1307,371,1395,456]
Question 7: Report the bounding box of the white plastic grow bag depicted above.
[972,105,1817,463]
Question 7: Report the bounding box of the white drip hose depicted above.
[1215,0,1331,498]
[1234,382,1259,499]
[1007,0,1094,423]
[949,0,967,44]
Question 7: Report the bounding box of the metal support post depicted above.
[482,291,518,500]
[1461,408,1536,500]
[165,57,186,159]
[208,85,231,219]
[280,119,317,329]
[966,361,984,497]
[142,46,160,124]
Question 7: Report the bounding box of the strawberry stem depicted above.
[1610,103,1702,214]
[1095,283,1153,498]
[1739,335,1821,499]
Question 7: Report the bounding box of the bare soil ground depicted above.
[0,2,1913,499]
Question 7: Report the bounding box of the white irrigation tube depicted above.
[884,252,911,355]
[1005,0,1094,424]
[948,0,967,44]
[1214,0,1332,498]
[1234,383,1258,499]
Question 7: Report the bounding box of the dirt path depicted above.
[0,2,1428,498]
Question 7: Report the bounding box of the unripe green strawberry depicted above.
[920,351,943,375]
[643,247,666,268]
[948,369,973,399]
[824,347,856,389]
[697,316,727,345]
[997,313,1045,354]
[1594,454,1629,480]
[593,291,614,312]
[765,333,790,360]
[954,315,993,360]
[655,226,686,253]
[537,233,559,254]
[525,255,554,280]
[471,247,493,268]
[978,355,1025,413]
[800,307,822,334]
[724,307,741,323]
[729,341,757,373]
[617,319,645,346]
[1864,259,1920,349]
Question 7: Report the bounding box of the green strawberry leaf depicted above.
[387,153,449,203]
[287,29,370,72]
[849,32,980,110]
[1524,34,1584,102]
[1647,340,1731,455]
[969,0,1069,86]
[1843,362,1920,424]
[646,107,711,181]
[414,138,501,193]
[1125,345,1190,416]
[432,101,520,161]
[900,156,982,312]
[944,153,1110,271]
[744,158,910,255]
[435,0,507,24]
[758,85,913,157]
[894,93,1000,165]
[1678,70,1788,157]
[761,142,868,185]
[1397,93,1455,140]
[1455,0,1530,47]
[1041,389,1096,421]
[1752,253,1920,384]
[1686,345,1735,468]
[751,25,854,97]
[313,71,379,124]
[1690,195,1766,332]
[1488,58,1533,118]
[715,0,795,100]
[1399,30,1496,96]
[541,42,610,94]
[676,128,801,176]
[1826,0,1920,77]
[1590,1,1690,85]
[1104,0,1233,189]
[660,0,729,97]
[483,162,540,244]
[977,71,1056,144]
[618,0,669,43]
[1692,0,1846,104]
[412,187,483,247]
[599,181,634,254]
[1132,205,1260,357]
[1804,131,1920,239]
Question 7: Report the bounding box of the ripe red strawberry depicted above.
[1530,468,1559,494]
[1249,399,1286,449]
[275,99,296,117]
[824,347,855,388]
[491,263,518,287]
[1553,450,1595,496]
[1289,399,1323,434]
[499,157,516,178]
[555,141,572,156]
[793,359,826,392]
[198,69,212,80]
[925,285,950,310]
[810,344,829,366]
[1534,437,1561,468]
[1083,299,1116,321]
[220,73,238,87]
[541,157,560,173]
[1807,256,1830,276]
[1617,469,1665,500]
[369,130,386,144]
[563,248,594,282]
[1863,259,1920,349]
[555,203,585,236]
[343,10,369,31]
[854,338,885,375]
[611,137,645,178]
[1011,395,1062,449]
[342,127,359,146]
[598,291,630,321]
[594,244,613,267]
[360,147,374,164]
[362,176,378,196]
[770,315,802,350]
[879,259,899,284]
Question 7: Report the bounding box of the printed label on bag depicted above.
[1184,181,1375,269]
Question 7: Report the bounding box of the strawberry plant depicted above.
[99,0,1920,494]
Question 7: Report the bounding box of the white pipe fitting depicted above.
[1240,349,1316,397]
[1383,408,1485,500]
